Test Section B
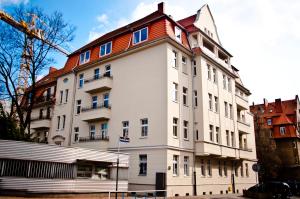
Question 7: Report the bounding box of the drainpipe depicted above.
[191,54,197,196]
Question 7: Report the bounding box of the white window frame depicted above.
[141,118,148,137]
[172,83,178,102]
[173,155,179,176]
[213,68,217,83]
[173,117,178,137]
[80,50,90,64]
[184,156,189,176]
[79,74,84,88]
[92,96,98,109]
[224,101,228,117]
[175,26,182,42]
[183,87,188,106]
[228,77,232,92]
[209,125,214,142]
[183,120,188,140]
[122,121,129,138]
[139,154,147,176]
[216,127,220,143]
[280,126,286,135]
[76,100,81,114]
[208,93,213,110]
[207,64,211,80]
[172,51,177,68]
[214,96,218,112]
[223,74,227,89]
[90,124,96,139]
[133,27,148,45]
[100,41,112,57]
[101,123,108,138]
[229,104,233,119]
[267,119,272,126]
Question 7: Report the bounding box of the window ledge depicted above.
[139,136,148,139]
[173,136,178,139]
[138,174,147,176]
[184,138,189,141]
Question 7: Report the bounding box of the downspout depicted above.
[191,53,197,196]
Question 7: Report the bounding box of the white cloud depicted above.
[96,14,109,25]
[88,31,104,42]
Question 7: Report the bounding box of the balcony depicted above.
[235,94,249,110]
[238,147,253,159]
[31,116,51,129]
[237,120,251,134]
[32,96,55,108]
[78,135,109,142]
[81,104,111,122]
[83,74,113,93]
[195,141,238,158]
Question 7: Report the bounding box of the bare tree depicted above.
[0,6,75,138]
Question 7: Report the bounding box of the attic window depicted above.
[267,119,272,126]
[175,26,182,42]
[100,41,112,57]
[280,126,286,135]
[80,51,90,64]
[133,27,148,45]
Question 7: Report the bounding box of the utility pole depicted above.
[115,140,120,199]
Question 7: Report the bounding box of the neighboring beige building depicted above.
[29,3,257,196]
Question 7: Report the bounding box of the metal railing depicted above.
[79,135,109,142]
[108,190,167,199]
[84,73,112,84]
[31,115,51,121]
[81,103,111,112]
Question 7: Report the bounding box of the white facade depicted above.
[29,4,257,197]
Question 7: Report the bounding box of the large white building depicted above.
[28,3,257,196]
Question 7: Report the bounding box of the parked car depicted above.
[286,180,300,196]
[244,181,292,199]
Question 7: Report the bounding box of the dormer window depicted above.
[280,126,286,135]
[100,41,112,57]
[267,119,272,126]
[133,27,148,45]
[175,26,182,42]
[80,51,90,64]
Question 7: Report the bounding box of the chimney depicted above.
[263,98,268,108]
[158,2,165,14]
[275,98,283,113]
[49,66,57,74]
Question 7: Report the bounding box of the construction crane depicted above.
[0,9,69,94]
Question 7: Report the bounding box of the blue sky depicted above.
[1,0,300,103]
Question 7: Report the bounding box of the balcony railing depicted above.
[237,119,250,126]
[81,103,111,112]
[78,135,109,142]
[31,115,51,121]
[239,146,252,152]
[32,95,55,108]
[84,73,112,84]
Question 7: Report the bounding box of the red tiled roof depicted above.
[273,115,293,125]
[177,14,197,28]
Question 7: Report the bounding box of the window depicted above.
[90,125,96,139]
[101,123,108,138]
[184,156,189,176]
[100,41,112,57]
[141,118,148,137]
[133,27,148,44]
[193,60,197,76]
[267,118,272,126]
[105,65,111,77]
[80,51,90,64]
[182,56,187,73]
[213,68,217,83]
[175,26,182,42]
[245,163,249,177]
[79,74,84,88]
[209,93,213,110]
[183,87,188,106]
[227,77,232,92]
[214,96,218,112]
[65,89,69,103]
[280,126,286,135]
[103,93,109,108]
[224,102,228,117]
[122,121,129,138]
[207,64,211,80]
[229,104,233,119]
[194,90,198,107]
[57,116,60,130]
[207,160,211,176]
[60,90,63,104]
[183,120,188,140]
[218,161,222,176]
[39,109,43,119]
[94,68,100,79]
[46,87,51,100]
[76,100,81,114]
[244,138,247,149]
[92,96,98,109]
[74,127,79,142]
[173,118,178,137]
[209,125,213,141]
[226,130,229,146]
[223,74,227,89]
[241,163,244,177]
[172,51,177,68]
[216,127,219,143]
[139,155,147,175]
[46,107,51,118]
[234,162,238,177]
[173,155,179,176]
[231,132,234,147]
[200,159,205,176]
[62,115,66,129]
[77,165,92,178]
[172,83,178,102]
[224,161,227,177]
[196,130,199,140]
